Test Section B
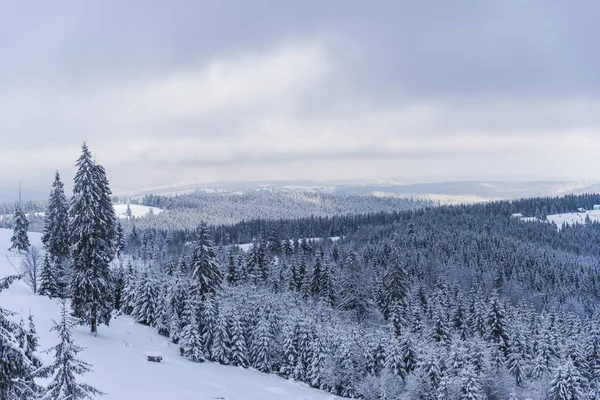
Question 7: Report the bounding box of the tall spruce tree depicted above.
[179,292,205,362]
[9,206,30,252]
[39,253,59,298]
[0,275,44,399]
[70,143,116,333]
[190,224,222,298]
[42,171,70,293]
[42,300,103,400]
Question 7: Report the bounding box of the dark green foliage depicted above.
[69,143,116,333]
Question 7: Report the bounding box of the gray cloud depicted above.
[0,0,599,197]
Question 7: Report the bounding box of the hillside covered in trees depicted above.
[4,144,600,399]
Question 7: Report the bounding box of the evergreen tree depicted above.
[507,329,527,387]
[320,260,336,307]
[229,313,248,367]
[111,265,125,312]
[190,224,222,298]
[250,317,273,372]
[179,293,204,362]
[9,206,30,252]
[41,300,103,400]
[201,295,219,360]
[460,367,482,400]
[308,334,328,389]
[39,254,59,298]
[281,323,298,377]
[585,331,600,398]
[131,272,159,326]
[154,284,170,337]
[226,247,238,285]
[42,171,70,285]
[310,255,324,297]
[211,312,231,365]
[399,333,418,376]
[385,336,405,378]
[0,275,43,399]
[70,143,116,333]
[381,257,408,320]
[547,362,585,400]
[486,295,509,357]
[115,222,125,259]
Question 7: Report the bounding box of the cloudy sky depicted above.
[1,0,598,197]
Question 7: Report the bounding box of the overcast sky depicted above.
[1,0,599,197]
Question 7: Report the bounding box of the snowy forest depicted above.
[4,144,600,399]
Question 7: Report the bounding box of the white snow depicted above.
[520,210,600,230]
[233,237,342,252]
[113,204,163,218]
[546,210,600,228]
[0,229,339,400]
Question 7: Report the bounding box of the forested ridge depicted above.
[6,155,600,399]
[105,192,600,399]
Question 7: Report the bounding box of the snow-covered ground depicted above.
[545,210,600,227]
[0,229,338,400]
[234,237,342,252]
[520,210,600,230]
[113,204,163,218]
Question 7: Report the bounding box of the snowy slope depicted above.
[520,210,600,231]
[545,210,600,227]
[0,229,338,400]
[113,204,163,218]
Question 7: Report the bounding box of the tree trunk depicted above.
[91,303,97,333]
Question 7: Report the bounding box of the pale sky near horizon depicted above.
[0,1,599,197]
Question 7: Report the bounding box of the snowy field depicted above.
[234,237,342,252]
[546,209,600,227]
[520,209,600,230]
[113,204,163,218]
[0,229,338,400]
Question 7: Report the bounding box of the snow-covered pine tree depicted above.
[280,322,298,378]
[229,312,248,367]
[120,262,138,316]
[42,171,70,292]
[586,331,600,399]
[250,316,272,372]
[399,333,418,376]
[200,295,219,360]
[131,271,159,326]
[310,254,324,297]
[70,143,116,333]
[339,252,371,323]
[336,338,359,397]
[385,335,405,378]
[0,275,43,399]
[41,300,103,400]
[25,314,42,370]
[381,255,408,321]
[365,335,386,376]
[226,246,238,285]
[115,222,125,259]
[507,328,527,387]
[39,253,59,298]
[486,294,510,357]
[460,367,482,400]
[154,281,170,337]
[211,312,231,365]
[167,276,188,344]
[9,206,30,252]
[547,361,585,400]
[190,224,222,298]
[319,260,335,307]
[179,292,205,362]
[308,334,328,389]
